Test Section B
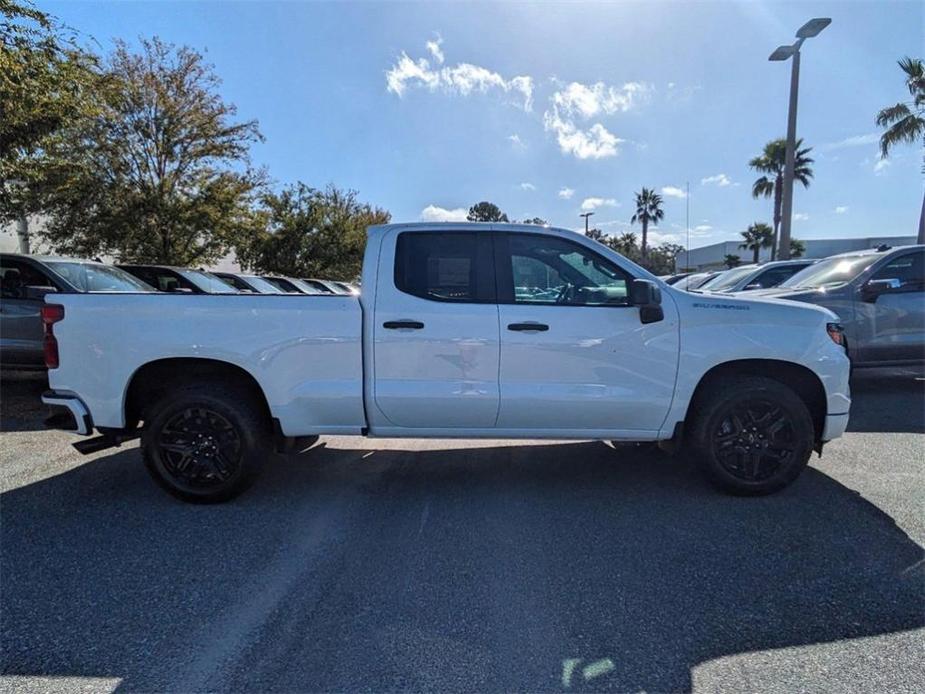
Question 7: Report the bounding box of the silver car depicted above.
[751,245,924,367]
[1,254,154,369]
[698,259,816,293]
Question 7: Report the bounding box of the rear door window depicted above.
[394,232,494,302]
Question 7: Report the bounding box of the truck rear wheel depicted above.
[141,383,269,503]
[688,376,814,496]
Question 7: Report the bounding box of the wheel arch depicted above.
[686,359,827,442]
[124,357,273,430]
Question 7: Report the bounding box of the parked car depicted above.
[330,280,360,295]
[299,278,338,294]
[117,265,238,294]
[661,272,693,286]
[261,276,323,294]
[699,260,817,293]
[1,253,153,369]
[673,271,720,291]
[44,222,850,502]
[748,245,924,367]
[212,272,283,294]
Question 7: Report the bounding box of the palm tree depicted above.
[630,188,664,258]
[789,238,806,258]
[739,222,774,264]
[723,254,741,269]
[877,56,925,243]
[749,139,814,259]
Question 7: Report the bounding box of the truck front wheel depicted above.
[141,383,269,503]
[688,376,815,495]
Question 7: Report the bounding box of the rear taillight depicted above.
[41,304,65,369]
[826,322,846,349]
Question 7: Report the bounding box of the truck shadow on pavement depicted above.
[1,439,922,692]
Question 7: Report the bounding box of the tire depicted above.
[687,376,814,496]
[141,382,270,503]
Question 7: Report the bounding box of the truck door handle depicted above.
[383,320,424,330]
[507,322,549,332]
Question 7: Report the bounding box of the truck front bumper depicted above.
[42,390,93,436]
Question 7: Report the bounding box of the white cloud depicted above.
[646,230,682,246]
[661,186,687,199]
[544,114,622,159]
[874,156,891,174]
[508,133,525,149]
[821,133,880,151]
[519,182,536,191]
[558,187,575,200]
[386,40,533,111]
[701,173,732,187]
[542,80,651,159]
[693,224,713,233]
[793,213,810,221]
[425,34,444,64]
[834,206,849,214]
[550,81,652,118]
[580,197,617,211]
[420,204,468,222]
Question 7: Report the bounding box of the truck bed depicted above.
[48,293,366,435]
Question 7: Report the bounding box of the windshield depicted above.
[698,265,757,292]
[178,269,239,293]
[241,275,283,293]
[291,279,324,294]
[45,261,155,292]
[779,254,882,290]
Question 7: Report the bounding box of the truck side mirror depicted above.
[630,279,664,324]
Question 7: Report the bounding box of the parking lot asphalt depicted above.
[1,370,923,693]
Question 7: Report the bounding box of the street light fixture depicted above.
[579,211,594,234]
[768,17,830,260]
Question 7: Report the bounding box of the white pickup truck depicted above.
[42,223,851,502]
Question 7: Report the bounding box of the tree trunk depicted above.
[772,177,783,261]
[641,219,648,258]
[753,246,759,263]
[918,187,925,244]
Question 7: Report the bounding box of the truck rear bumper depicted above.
[822,412,850,441]
[42,390,92,436]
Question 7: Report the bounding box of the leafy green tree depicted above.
[739,222,774,263]
[630,187,664,258]
[33,37,265,265]
[522,217,547,225]
[0,0,99,221]
[723,254,742,268]
[789,238,806,258]
[876,56,925,243]
[749,138,814,259]
[238,183,390,280]
[644,242,685,275]
[467,201,508,222]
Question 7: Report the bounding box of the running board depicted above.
[72,431,139,455]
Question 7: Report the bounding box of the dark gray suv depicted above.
[751,245,924,367]
[0,254,153,370]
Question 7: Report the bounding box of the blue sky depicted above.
[46,0,923,249]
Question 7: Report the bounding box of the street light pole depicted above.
[580,212,594,234]
[770,17,830,261]
[777,44,801,260]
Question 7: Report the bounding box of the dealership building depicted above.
[679,235,918,271]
